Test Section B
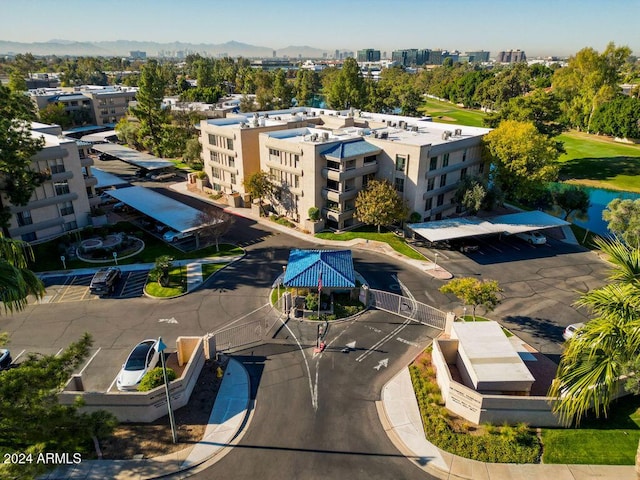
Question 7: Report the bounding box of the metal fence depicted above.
[369,288,446,330]
[212,311,280,353]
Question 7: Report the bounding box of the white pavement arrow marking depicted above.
[159,317,178,324]
[346,341,356,350]
[374,358,389,371]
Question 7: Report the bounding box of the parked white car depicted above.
[562,322,586,341]
[163,230,193,243]
[116,339,160,391]
[515,231,547,245]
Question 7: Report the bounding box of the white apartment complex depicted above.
[3,123,98,242]
[199,108,490,230]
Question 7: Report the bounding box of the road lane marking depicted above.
[374,358,388,370]
[78,347,102,375]
[356,318,412,363]
[210,303,270,333]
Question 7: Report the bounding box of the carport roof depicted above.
[93,168,129,188]
[408,211,570,242]
[92,143,174,171]
[107,186,202,233]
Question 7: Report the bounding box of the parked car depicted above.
[515,231,547,245]
[116,339,160,391]
[112,202,129,213]
[150,171,176,181]
[0,348,12,370]
[449,238,480,253]
[163,230,193,243]
[135,168,150,178]
[99,191,117,205]
[89,267,121,296]
[562,322,586,341]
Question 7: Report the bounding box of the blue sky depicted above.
[1,0,638,57]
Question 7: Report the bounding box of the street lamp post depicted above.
[434,253,439,271]
[113,251,118,266]
[158,337,178,444]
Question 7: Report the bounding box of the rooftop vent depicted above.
[454,128,462,136]
[380,131,389,139]
[442,130,453,140]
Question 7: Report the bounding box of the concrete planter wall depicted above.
[304,219,325,234]
[59,337,205,423]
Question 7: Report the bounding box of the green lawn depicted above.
[145,266,186,297]
[557,131,640,192]
[541,395,640,465]
[418,98,487,127]
[315,226,425,260]
[202,262,226,280]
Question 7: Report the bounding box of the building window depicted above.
[212,183,221,191]
[460,167,468,180]
[479,162,485,174]
[427,177,435,191]
[425,198,433,211]
[294,154,300,168]
[17,210,33,226]
[364,154,376,164]
[48,158,65,174]
[229,157,235,168]
[226,138,234,150]
[60,201,74,216]
[429,157,438,171]
[462,149,467,162]
[294,175,300,188]
[230,173,236,185]
[64,221,78,231]
[210,151,219,163]
[211,167,221,179]
[395,155,406,172]
[54,181,70,196]
[208,134,216,145]
[437,193,444,207]
[21,232,37,242]
[269,148,280,157]
[442,153,449,167]
[440,174,447,188]
[394,177,404,192]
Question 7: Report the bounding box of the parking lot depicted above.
[40,270,149,304]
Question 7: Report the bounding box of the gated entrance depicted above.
[368,289,446,330]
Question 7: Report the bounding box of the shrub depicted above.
[308,206,320,221]
[138,367,177,391]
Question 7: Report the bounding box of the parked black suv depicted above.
[89,267,122,296]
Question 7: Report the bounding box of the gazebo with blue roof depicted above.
[283,249,356,291]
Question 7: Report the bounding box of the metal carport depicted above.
[107,186,202,233]
[408,211,570,243]
[91,144,174,171]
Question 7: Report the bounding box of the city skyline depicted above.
[1,0,638,57]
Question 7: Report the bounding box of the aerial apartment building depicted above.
[198,108,490,231]
[3,123,97,242]
[30,85,137,127]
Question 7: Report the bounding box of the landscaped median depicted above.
[315,226,425,260]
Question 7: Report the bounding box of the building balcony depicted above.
[322,162,378,182]
[50,170,74,182]
[84,175,98,187]
[322,207,355,224]
[9,217,65,238]
[422,183,457,200]
[80,157,94,168]
[10,192,79,212]
[322,187,358,203]
[265,159,303,177]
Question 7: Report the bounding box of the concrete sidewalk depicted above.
[42,358,251,480]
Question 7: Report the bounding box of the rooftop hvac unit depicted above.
[454,128,462,136]
[319,110,324,114]
[310,133,318,141]
[411,125,419,132]
[398,121,406,128]
[380,131,389,139]
[442,131,451,140]
[322,132,329,140]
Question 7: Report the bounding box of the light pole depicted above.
[113,251,118,266]
[60,255,66,270]
[158,337,178,444]
[463,306,467,321]
[434,253,439,271]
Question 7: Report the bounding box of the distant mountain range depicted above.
[0,39,331,58]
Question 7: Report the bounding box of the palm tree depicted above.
[549,237,640,471]
[0,234,45,314]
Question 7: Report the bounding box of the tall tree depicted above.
[273,69,293,109]
[549,237,640,428]
[0,234,45,314]
[0,84,47,229]
[553,42,632,131]
[324,57,366,109]
[130,59,168,156]
[355,179,408,233]
[482,120,560,202]
[193,206,235,251]
[244,171,276,216]
[552,185,590,221]
[39,102,72,128]
[0,333,117,479]
[603,198,640,247]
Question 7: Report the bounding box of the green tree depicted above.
[184,137,203,167]
[482,120,560,202]
[7,70,27,92]
[0,333,118,479]
[553,42,632,131]
[39,102,71,128]
[439,277,502,320]
[130,59,168,156]
[0,234,45,314]
[0,84,47,229]
[549,237,640,428]
[115,117,142,150]
[193,206,235,251]
[273,68,293,109]
[454,175,500,215]
[603,198,640,247]
[294,69,320,106]
[150,255,174,287]
[324,57,366,109]
[590,95,640,139]
[553,185,590,221]
[243,171,275,216]
[355,179,409,233]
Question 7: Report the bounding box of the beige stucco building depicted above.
[198,107,490,230]
[3,123,98,242]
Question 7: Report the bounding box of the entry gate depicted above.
[369,289,446,330]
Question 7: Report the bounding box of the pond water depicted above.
[568,186,640,236]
